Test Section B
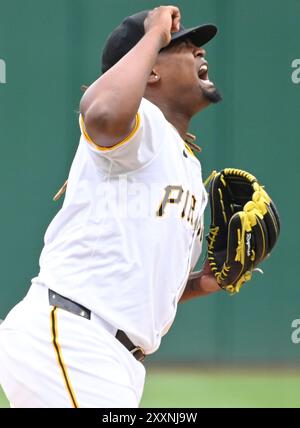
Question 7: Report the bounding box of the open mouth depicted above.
[198,64,214,87]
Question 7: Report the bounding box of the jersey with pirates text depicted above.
[34,98,208,354]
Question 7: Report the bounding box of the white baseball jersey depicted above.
[33,97,207,354]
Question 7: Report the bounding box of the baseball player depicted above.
[0,6,222,408]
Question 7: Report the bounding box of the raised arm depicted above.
[79,6,181,148]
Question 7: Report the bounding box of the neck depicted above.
[163,109,191,141]
[145,97,192,140]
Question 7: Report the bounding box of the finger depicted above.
[167,5,180,15]
[172,15,181,32]
[168,6,181,32]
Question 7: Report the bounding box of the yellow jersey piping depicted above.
[80,113,141,152]
[50,307,79,408]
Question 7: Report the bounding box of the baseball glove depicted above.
[206,168,280,294]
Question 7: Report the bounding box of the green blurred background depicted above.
[0,0,300,408]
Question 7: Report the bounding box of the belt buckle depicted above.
[130,346,145,363]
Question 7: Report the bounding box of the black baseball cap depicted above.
[101,10,217,73]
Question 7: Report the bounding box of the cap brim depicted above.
[170,24,217,47]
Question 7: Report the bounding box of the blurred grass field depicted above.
[141,368,300,408]
[1,368,300,408]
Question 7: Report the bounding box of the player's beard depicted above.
[202,86,223,104]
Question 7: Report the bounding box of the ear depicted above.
[148,69,161,84]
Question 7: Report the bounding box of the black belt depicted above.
[48,289,145,363]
